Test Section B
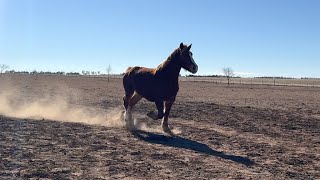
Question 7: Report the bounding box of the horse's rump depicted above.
[124,66,169,102]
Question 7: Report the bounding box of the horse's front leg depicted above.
[162,99,175,136]
[147,101,164,120]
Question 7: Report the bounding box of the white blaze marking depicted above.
[189,51,198,73]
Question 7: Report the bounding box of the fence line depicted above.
[99,75,320,87]
[89,75,320,87]
[2,73,319,87]
[178,77,320,88]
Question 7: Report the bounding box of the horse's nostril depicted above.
[193,65,198,73]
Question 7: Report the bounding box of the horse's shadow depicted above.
[133,130,254,166]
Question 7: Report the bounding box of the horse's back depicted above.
[124,66,155,76]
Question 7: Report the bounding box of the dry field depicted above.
[0,74,319,179]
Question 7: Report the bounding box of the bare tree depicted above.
[0,64,9,74]
[106,64,112,82]
[223,67,234,85]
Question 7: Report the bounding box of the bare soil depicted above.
[1,74,319,179]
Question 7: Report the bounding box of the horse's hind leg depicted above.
[124,92,142,131]
[122,92,133,123]
[162,100,175,136]
[122,72,134,110]
[123,93,132,110]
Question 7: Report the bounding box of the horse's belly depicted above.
[135,83,177,102]
[142,93,175,102]
[135,87,166,102]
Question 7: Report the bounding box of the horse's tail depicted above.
[125,66,133,73]
[123,67,135,96]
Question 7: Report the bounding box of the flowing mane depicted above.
[155,47,181,72]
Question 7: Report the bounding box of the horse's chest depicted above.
[167,81,179,94]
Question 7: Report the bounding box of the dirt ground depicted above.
[0,74,319,179]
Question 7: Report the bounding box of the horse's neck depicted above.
[156,60,181,80]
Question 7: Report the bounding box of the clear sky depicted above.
[0,0,319,77]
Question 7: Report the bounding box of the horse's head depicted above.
[177,43,198,74]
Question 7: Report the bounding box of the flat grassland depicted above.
[0,74,319,179]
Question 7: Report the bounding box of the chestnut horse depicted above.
[122,43,198,136]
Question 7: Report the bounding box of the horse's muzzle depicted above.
[190,64,198,74]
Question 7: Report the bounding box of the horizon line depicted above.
[1,69,320,79]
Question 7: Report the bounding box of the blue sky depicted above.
[0,0,319,77]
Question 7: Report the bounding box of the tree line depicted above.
[0,64,112,76]
[0,64,115,82]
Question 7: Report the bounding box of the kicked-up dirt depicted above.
[0,74,319,179]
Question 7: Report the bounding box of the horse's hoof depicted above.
[129,128,138,133]
[162,126,175,137]
[147,111,158,120]
[164,130,175,137]
[125,121,135,129]
[126,125,137,132]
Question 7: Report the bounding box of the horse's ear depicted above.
[187,44,192,51]
[179,43,184,50]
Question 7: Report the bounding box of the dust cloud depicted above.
[0,87,125,127]
[0,83,181,135]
